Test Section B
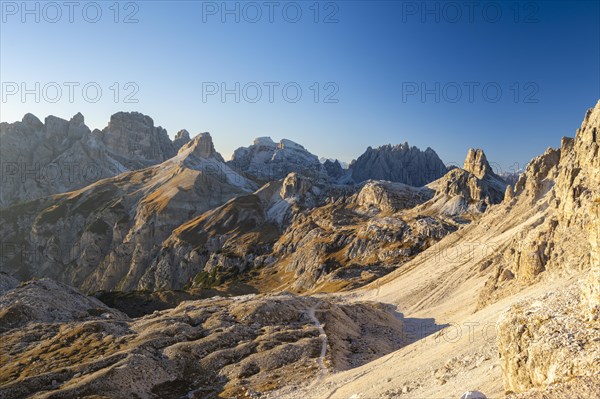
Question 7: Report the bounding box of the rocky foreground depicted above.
[0,274,403,399]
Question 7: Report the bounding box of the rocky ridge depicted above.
[0,147,504,295]
[0,112,184,207]
[349,142,448,186]
[491,100,600,396]
[228,137,328,182]
[0,132,256,292]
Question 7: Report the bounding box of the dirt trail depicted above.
[307,307,328,380]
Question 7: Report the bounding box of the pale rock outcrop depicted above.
[229,137,326,181]
[356,181,433,213]
[463,148,492,179]
[504,185,514,202]
[180,132,222,160]
[497,288,600,393]
[488,100,600,396]
[423,148,507,216]
[506,376,600,399]
[280,172,314,200]
[553,103,600,321]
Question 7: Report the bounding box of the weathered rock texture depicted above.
[349,142,448,186]
[479,101,599,309]
[0,112,185,207]
[172,129,191,151]
[497,288,600,394]
[487,100,600,396]
[0,279,127,333]
[0,133,256,292]
[228,137,326,182]
[0,279,404,399]
[96,112,176,167]
[0,146,503,295]
[424,148,507,216]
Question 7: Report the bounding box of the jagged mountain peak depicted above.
[107,111,155,130]
[178,132,222,160]
[98,111,176,166]
[21,113,43,129]
[423,148,508,215]
[174,129,190,141]
[229,136,325,181]
[350,142,448,186]
[70,112,85,125]
[463,148,493,179]
[173,129,191,151]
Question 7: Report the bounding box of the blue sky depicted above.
[1,0,599,172]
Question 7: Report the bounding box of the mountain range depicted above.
[0,101,598,399]
[1,112,452,207]
[0,116,506,293]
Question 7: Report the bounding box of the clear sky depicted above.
[1,0,599,173]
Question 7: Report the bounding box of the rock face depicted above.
[483,100,600,396]
[349,142,448,186]
[0,278,127,333]
[173,129,191,151]
[181,132,224,161]
[423,148,507,215]
[228,137,327,181]
[0,280,404,399]
[0,133,256,292]
[506,376,600,399]
[0,142,505,295]
[356,181,433,213]
[96,112,176,168]
[0,112,182,207]
[497,288,600,393]
[143,172,321,291]
[323,159,345,180]
[480,101,600,307]
[463,148,492,178]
